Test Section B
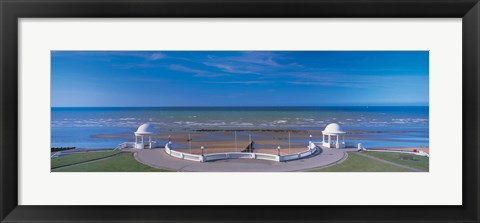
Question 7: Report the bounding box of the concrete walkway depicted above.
[135,147,354,172]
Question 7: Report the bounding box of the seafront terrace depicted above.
[134,143,353,172]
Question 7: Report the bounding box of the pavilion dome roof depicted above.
[323,123,345,134]
[135,123,157,136]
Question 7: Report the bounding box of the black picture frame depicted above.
[1,0,479,222]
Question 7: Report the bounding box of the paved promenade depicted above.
[135,146,354,172]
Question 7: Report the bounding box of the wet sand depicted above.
[173,140,251,154]
[170,131,310,155]
[174,144,308,155]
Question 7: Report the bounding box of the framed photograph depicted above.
[1,0,479,222]
[49,50,429,173]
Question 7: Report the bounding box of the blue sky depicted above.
[51,51,428,107]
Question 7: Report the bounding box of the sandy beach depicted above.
[91,129,428,155]
[169,131,310,155]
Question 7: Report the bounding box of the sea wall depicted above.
[364,148,429,157]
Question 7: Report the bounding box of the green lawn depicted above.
[52,153,170,172]
[51,150,121,168]
[362,151,429,172]
[310,152,412,172]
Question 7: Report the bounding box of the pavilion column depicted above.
[141,136,144,143]
[328,135,331,146]
[135,136,138,144]
[322,135,325,143]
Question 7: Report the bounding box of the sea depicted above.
[51,106,429,149]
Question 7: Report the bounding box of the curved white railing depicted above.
[315,141,363,150]
[344,142,359,148]
[51,152,62,158]
[164,141,317,162]
[280,141,317,161]
[327,141,430,157]
[115,142,135,150]
[116,141,162,150]
[253,153,279,161]
[165,142,204,161]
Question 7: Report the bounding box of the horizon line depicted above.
[51,105,429,108]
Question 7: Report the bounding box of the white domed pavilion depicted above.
[322,123,346,148]
[134,123,158,149]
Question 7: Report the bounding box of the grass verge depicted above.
[51,150,121,168]
[309,152,412,172]
[52,152,170,172]
[362,151,429,171]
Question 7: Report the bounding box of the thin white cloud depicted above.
[168,64,227,77]
[202,62,257,74]
[203,81,269,85]
[202,52,303,75]
[286,72,427,88]
[53,51,168,69]
[288,81,366,88]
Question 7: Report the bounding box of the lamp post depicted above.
[168,135,171,142]
[235,131,237,152]
[288,131,291,154]
[277,146,281,156]
[188,133,192,153]
[201,146,204,156]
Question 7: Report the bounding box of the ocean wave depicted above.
[230,122,254,126]
[391,118,428,124]
[272,120,288,124]
[173,121,228,127]
[120,118,136,121]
